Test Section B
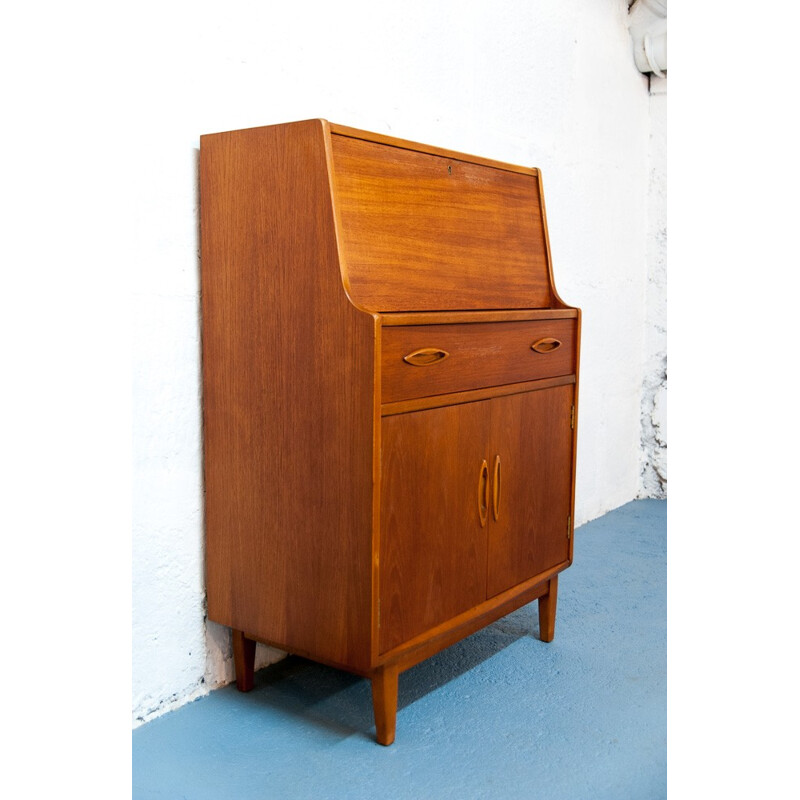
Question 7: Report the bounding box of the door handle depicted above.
[478,459,489,528]
[492,455,501,521]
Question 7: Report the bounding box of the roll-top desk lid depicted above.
[325,121,563,313]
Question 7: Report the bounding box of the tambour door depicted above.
[379,401,490,653]
[485,386,574,598]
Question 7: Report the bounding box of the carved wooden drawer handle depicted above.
[531,337,562,354]
[403,347,450,366]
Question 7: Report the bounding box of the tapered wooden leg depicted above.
[371,665,399,746]
[232,629,256,692]
[538,576,558,643]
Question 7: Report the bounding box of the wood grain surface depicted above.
[538,577,558,643]
[328,122,539,175]
[381,319,576,403]
[380,308,579,326]
[379,401,490,653]
[380,375,575,417]
[201,120,375,671]
[330,133,553,311]
[485,386,574,597]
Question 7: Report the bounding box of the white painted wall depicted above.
[640,74,667,496]
[132,0,664,725]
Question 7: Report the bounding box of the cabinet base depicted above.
[230,575,560,745]
[232,629,256,692]
[370,665,399,746]
[538,575,558,643]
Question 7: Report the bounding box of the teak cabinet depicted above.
[200,119,581,745]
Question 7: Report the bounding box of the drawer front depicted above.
[381,319,577,403]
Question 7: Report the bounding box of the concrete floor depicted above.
[133,499,666,799]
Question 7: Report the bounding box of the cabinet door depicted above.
[380,402,490,653]
[486,386,574,598]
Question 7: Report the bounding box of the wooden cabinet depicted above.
[200,120,581,745]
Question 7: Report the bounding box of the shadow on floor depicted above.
[235,603,540,741]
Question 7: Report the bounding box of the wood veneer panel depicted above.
[330,134,553,311]
[328,122,538,175]
[568,309,582,564]
[201,120,374,671]
[379,402,489,653]
[380,308,579,326]
[382,319,576,403]
[486,386,574,597]
[380,375,576,417]
[379,570,556,669]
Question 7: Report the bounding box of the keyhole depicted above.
[447,164,452,174]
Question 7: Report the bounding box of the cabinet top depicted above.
[201,120,570,313]
[202,118,540,176]
[326,121,540,177]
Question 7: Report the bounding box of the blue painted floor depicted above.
[133,499,666,799]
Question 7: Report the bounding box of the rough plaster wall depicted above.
[132,0,656,725]
[640,75,667,497]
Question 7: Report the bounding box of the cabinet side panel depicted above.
[201,121,374,671]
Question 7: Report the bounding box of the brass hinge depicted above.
[567,515,572,540]
[570,405,575,430]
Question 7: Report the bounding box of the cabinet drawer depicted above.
[381,319,576,403]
